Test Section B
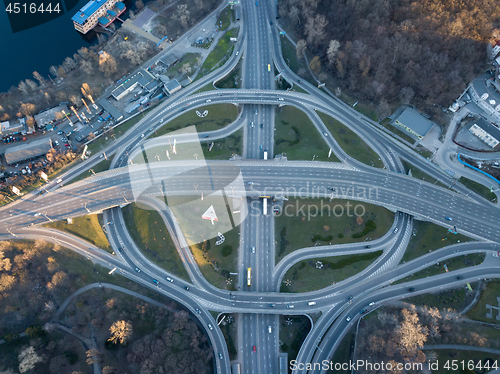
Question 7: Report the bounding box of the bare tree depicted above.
[0,251,12,271]
[49,66,59,78]
[326,40,340,65]
[85,349,101,365]
[18,346,42,373]
[304,15,328,48]
[20,103,36,117]
[33,71,46,87]
[135,0,144,10]
[58,66,66,78]
[108,320,133,344]
[18,81,29,95]
[99,51,118,77]
[174,4,190,28]
[80,59,94,75]
[296,39,307,60]
[25,79,38,91]
[120,49,141,65]
[309,56,321,74]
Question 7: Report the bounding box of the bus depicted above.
[247,267,252,286]
[268,64,271,72]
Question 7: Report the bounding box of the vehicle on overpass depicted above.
[263,197,268,215]
[268,64,271,72]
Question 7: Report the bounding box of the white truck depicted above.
[263,198,268,215]
[263,150,268,160]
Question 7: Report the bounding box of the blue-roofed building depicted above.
[72,0,125,34]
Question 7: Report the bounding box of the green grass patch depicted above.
[217,6,232,31]
[459,176,497,201]
[219,314,237,360]
[122,203,189,281]
[396,253,485,284]
[468,280,500,324]
[279,315,311,365]
[338,92,378,122]
[163,53,201,79]
[317,111,383,168]
[280,251,382,293]
[401,160,448,188]
[276,198,394,262]
[403,283,478,311]
[275,106,339,161]
[401,220,474,263]
[280,36,309,79]
[151,103,239,137]
[44,214,112,253]
[197,27,239,79]
[214,57,242,89]
[203,129,243,159]
[189,226,240,290]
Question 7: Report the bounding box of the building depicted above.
[4,138,53,165]
[111,70,158,100]
[72,0,125,34]
[393,107,435,139]
[97,98,123,121]
[233,5,241,21]
[159,54,179,69]
[469,118,500,149]
[34,104,69,129]
[164,79,182,95]
[1,121,23,137]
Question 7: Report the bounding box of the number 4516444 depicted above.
[6,3,61,13]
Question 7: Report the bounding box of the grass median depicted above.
[151,103,239,138]
[280,251,382,293]
[401,220,474,263]
[468,280,500,324]
[401,160,447,188]
[459,176,497,201]
[122,203,190,281]
[44,214,112,253]
[275,106,339,161]
[276,198,394,262]
[317,111,384,168]
[197,27,239,80]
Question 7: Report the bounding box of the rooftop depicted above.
[4,138,53,164]
[394,107,434,137]
[471,117,500,142]
[72,0,119,24]
[34,104,68,128]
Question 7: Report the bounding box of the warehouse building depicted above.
[393,107,435,139]
[4,138,53,165]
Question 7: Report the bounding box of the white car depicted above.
[34,213,41,217]
[268,326,272,333]
[54,140,59,146]
[236,51,239,55]
[252,246,255,253]
[166,277,174,283]
[393,228,399,233]
[208,324,213,330]
[368,302,375,307]
[206,99,211,103]
[56,178,63,184]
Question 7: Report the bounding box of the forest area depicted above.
[280,0,500,120]
[0,240,213,374]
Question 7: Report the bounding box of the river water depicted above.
[0,0,97,93]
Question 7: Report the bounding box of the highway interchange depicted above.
[1,0,500,373]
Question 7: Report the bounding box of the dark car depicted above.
[360,309,367,314]
[408,287,415,292]
[347,295,353,301]
[456,276,463,280]
[203,135,209,138]
[184,286,190,291]
[365,245,371,248]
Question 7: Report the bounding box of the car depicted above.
[347,295,353,301]
[360,309,367,314]
[184,286,190,291]
[206,99,211,103]
[269,303,276,307]
[34,213,41,216]
[324,132,328,136]
[298,80,302,84]
[203,135,209,138]
[236,51,239,55]
[57,131,63,135]
[365,245,371,248]
[135,267,141,273]
[195,308,202,314]
[270,21,273,26]
[152,279,159,284]
[368,302,375,307]
[247,181,254,185]
[260,123,263,128]
[252,246,255,253]
[393,228,399,233]
[408,287,415,292]
[456,275,463,280]
[118,247,123,252]
[260,144,263,150]
[255,110,258,115]
[208,324,213,330]
[445,216,452,221]
[250,121,254,127]
[268,326,272,333]
[160,119,164,123]
[218,352,223,359]
[54,140,59,146]
[141,134,145,138]
[166,277,173,283]
[253,346,256,353]
[56,178,63,184]
[286,305,294,309]
[64,144,70,147]
[61,138,67,142]
[346,315,352,322]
